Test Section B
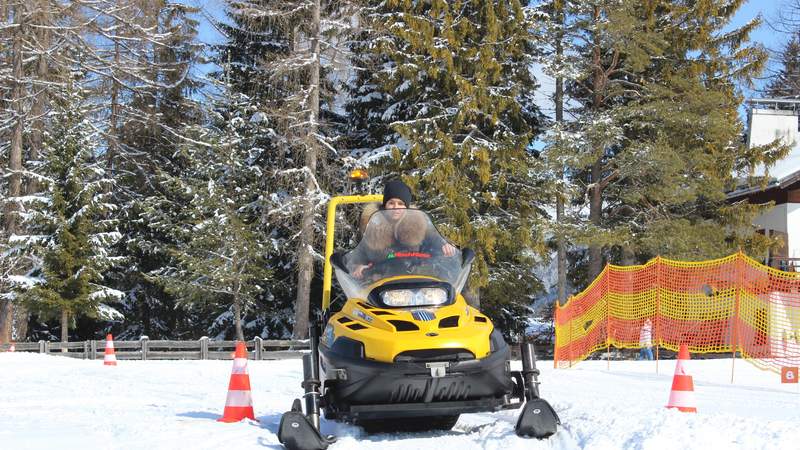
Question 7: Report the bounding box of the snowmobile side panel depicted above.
[348,397,521,420]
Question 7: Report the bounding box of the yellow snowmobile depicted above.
[278,194,559,450]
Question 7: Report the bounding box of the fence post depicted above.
[38,340,45,353]
[90,340,97,360]
[83,341,89,360]
[655,256,661,375]
[605,264,611,371]
[43,341,50,354]
[200,336,209,360]
[732,252,743,383]
[141,336,149,361]
[553,305,559,369]
[254,336,263,360]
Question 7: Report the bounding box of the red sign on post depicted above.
[781,367,799,384]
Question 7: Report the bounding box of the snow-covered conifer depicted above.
[348,0,550,335]
[8,87,123,344]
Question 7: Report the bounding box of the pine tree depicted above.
[554,0,783,288]
[161,140,270,341]
[1,1,103,341]
[350,0,549,335]
[10,89,122,344]
[767,0,800,101]
[214,0,359,338]
[344,1,403,162]
[767,32,800,99]
[96,2,204,339]
[617,1,784,261]
[0,1,29,343]
[156,59,274,341]
[535,0,583,305]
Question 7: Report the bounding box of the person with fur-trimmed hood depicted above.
[351,179,457,279]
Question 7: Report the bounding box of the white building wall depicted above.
[752,204,788,234]
[787,203,800,261]
[748,109,800,180]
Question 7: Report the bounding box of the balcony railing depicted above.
[767,257,800,272]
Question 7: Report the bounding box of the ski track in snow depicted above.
[1,353,799,450]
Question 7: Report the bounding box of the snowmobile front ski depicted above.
[278,327,336,450]
[514,342,560,439]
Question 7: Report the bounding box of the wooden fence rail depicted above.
[0,337,309,361]
[1,338,552,361]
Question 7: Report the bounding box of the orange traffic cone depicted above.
[104,334,117,366]
[666,344,696,412]
[218,341,255,422]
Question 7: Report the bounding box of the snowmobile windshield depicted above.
[334,209,469,304]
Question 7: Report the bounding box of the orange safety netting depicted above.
[554,253,800,372]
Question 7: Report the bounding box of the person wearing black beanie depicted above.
[350,179,456,279]
[381,179,413,209]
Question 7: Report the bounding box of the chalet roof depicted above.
[727,168,800,200]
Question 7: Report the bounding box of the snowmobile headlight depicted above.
[381,288,448,307]
[381,289,416,307]
[417,287,447,305]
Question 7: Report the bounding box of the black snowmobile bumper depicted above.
[320,343,523,421]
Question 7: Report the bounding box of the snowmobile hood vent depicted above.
[388,320,420,332]
[438,316,460,328]
[393,348,475,363]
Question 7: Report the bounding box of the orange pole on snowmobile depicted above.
[321,194,384,311]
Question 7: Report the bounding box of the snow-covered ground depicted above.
[1,352,798,450]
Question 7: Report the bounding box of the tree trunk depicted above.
[622,246,635,266]
[107,41,120,169]
[587,5,605,283]
[588,160,603,281]
[0,7,26,344]
[292,0,322,340]
[0,304,12,344]
[60,310,69,352]
[14,7,52,342]
[556,198,567,304]
[554,4,567,305]
[233,290,244,342]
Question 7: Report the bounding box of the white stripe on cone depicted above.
[667,389,695,408]
[231,358,249,374]
[224,390,253,407]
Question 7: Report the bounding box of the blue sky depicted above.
[728,0,787,95]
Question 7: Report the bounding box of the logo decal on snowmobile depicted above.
[353,308,373,323]
[411,310,436,321]
[322,325,335,345]
[386,251,431,259]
